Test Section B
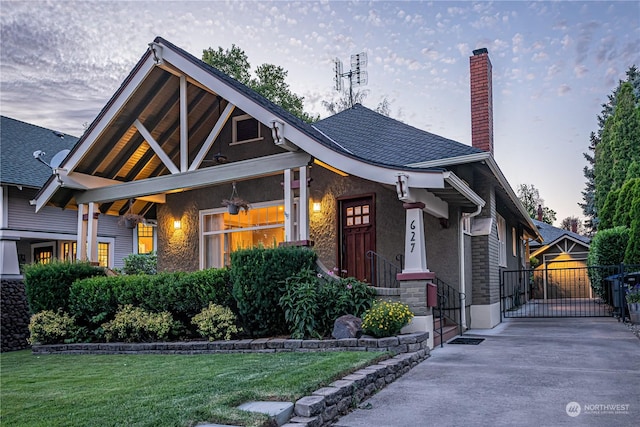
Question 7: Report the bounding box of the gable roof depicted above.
[315,104,484,167]
[530,219,591,249]
[0,116,78,188]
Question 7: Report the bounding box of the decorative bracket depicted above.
[148,42,164,65]
[271,120,299,151]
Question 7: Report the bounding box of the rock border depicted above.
[31,332,429,355]
[286,349,429,427]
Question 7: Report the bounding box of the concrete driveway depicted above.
[334,318,639,427]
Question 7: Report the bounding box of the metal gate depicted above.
[500,264,640,318]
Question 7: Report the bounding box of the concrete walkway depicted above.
[334,318,639,427]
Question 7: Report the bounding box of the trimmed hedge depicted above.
[69,267,232,333]
[24,261,105,314]
[230,246,317,337]
[587,226,630,296]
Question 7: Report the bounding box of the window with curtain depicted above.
[201,202,287,269]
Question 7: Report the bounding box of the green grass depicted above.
[1,350,385,427]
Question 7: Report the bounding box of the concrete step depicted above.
[236,401,294,426]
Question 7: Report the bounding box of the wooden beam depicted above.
[75,151,311,204]
[189,102,235,171]
[180,75,188,172]
[134,119,180,174]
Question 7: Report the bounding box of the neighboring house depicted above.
[32,38,541,342]
[0,116,141,277]
[528,218,591,298]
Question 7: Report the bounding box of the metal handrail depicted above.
[366,250,402,288]
[433,277,465,346]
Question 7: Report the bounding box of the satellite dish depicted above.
[50,149,70,169]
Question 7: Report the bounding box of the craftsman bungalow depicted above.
[32,38,541,345]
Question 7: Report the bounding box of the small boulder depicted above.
[332,314,363,339]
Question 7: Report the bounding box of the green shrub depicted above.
[362,300,413,338]
[624,194,640,264]
[69,268,232,335]
[102,305,174,342]
[279,269,376,339]
[191,303,240,341]
[231,246,317,337]
[28,310,77,345]
[24,260,105,314]
[587,226,630,296]
[279,269,321,339]
[121,252,157,275]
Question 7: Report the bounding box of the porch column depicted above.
[298,166,309,241]
[283,169,294,241]
[396,202,435,349]
[77,204,88,261]
[86,202,99,264]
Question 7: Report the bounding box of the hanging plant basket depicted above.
[119,212,145,229]
[221,182,250,215]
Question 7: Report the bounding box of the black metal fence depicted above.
[500,264,640,319]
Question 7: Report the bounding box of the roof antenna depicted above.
[333,52,368,107]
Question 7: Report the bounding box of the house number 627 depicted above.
[410,220,416,253]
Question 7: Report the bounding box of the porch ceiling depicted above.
[47,66,237,217]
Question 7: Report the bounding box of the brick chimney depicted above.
[571,218,578,233]
[537,205,543,221]
[470,48,493,155]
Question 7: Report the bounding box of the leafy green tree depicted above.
[559,216,585,235]
[202,45,318,123]
[516,183,557,224]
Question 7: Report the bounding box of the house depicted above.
[0,116,140,277]
[528,218,591,299]
[32,38,541,346]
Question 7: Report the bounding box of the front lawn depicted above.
[1,350,385,427]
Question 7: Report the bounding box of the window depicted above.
[512,227,517,256]
[98,243,109,267]
[231,114,262,145]
[137,223,155,254]
[200,201,287,269]
[497,214,507,267]
[62,242,77,261]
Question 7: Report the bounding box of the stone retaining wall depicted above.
[287,349,429,426]
[32,332,429,355]
[1,279,30,352]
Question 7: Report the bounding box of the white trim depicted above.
[470,301,501,329]
[406,152,491,169]
[180,74,188,173]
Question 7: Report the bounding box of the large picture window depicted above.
[200,201,289,269]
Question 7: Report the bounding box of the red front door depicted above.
[339,195,375,283]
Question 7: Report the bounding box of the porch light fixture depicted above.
[173,220,182,230]
[312,202,322,213]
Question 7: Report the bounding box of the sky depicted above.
[1,1,639,226]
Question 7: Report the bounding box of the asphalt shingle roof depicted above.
[530,218,591,248]
[314,104,484,167]
[1,116,79,188]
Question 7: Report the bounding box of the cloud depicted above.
[574,64,588,78]
[558,84,571,96]
[512,33,525,54]
[575,21,600,65]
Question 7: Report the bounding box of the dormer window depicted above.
[231,114,263,145]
